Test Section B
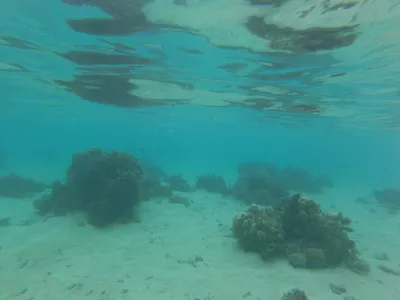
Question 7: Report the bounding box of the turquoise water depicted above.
[1,1,400,300]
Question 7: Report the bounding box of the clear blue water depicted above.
[1,1,400,299]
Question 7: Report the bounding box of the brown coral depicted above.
[232,194,369,273]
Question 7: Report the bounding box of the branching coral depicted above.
[233,204,285,259]
[233,194,369,273]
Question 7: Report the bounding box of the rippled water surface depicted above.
[2,2,400,300]
[1,0,400,129]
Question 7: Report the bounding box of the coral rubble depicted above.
[33,148,142,227]
[168,195,190,207]
[233,194,369,273]
[281,289,309,300]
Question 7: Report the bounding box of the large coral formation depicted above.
[34,148,142,227]
[233,194,368,273]
[0,173,48,198]
[196,174,229,195]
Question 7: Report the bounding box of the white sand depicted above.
[1,187,400,300]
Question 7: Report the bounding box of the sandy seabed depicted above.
[1,187,400,300]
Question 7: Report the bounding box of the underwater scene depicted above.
[1,0,400,299]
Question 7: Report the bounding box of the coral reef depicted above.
[166,175,193,192]
[281,289,309,300]
[238,162,280,179]
[140,163,167,182]
[33,180,72,216]
[139,177,173,200]
[277,167,333,193]
[0,173,48,198]
[139,164,172,200]
[232,163,333,206]
[196,174,229,195]
[233,202,285,259]
[373,188,400,213]
[33,148,142,227]
[232,163,288,206]
[233,194,369,273]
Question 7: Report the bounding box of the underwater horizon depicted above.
[1,1,400,300]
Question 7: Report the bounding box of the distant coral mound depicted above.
[232,162,333,205]
[373,188,400,213]
[165,175,193,192]
[233,194,369,274]
[196,174,229,195]
[232,162,289,205]
[139,177,173,200]
[139,163,172,200]
[34,148,142,227]
[0,173,48,198]
[277,167,333,193]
